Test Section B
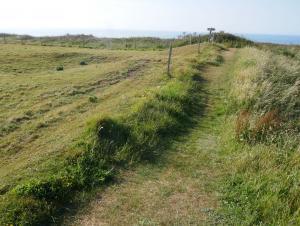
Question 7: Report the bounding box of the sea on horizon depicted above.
[2,28,300,45]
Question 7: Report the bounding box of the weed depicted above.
[88,96,98,103]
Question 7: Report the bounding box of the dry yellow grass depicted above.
[229,47,268,102]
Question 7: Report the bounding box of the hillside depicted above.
[1,32,253,50]
[0,41,224,224]
[0,35,299,225]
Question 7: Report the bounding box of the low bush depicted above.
[88,96,98,103]
[56,65,64,71]
[80,61,88,66]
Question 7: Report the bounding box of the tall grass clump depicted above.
[0,44,224,225]
[220,47,300,225]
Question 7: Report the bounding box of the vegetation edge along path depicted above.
[65,49,238,225]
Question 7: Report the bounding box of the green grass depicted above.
[2,33,298,225]
[260,43,300,61]
[0,43,167,190]
[64,45,237,226]
[0,42,224,225]
[215,47,300,225]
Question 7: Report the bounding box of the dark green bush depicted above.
[80,61,88,66]
[0,196,53,226]
[56,66,64,71]
[88,96,98,103]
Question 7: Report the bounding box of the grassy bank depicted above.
[218,47,300,225]
[0,45,224,225]
[0,43,168,197]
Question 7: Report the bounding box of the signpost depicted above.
[207,27,216,42]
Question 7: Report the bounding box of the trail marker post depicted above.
[207,27,216,42]
[167,42,173,77]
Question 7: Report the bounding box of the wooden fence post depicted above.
[198,35,201,54]
[167,42,173,77]
[3,33,6,44]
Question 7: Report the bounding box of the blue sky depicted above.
[1,0,300,35]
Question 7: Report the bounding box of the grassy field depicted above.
[1,42,205,185]
[65,44,300,226]
[64,47,237,226]
[1,35,299,225]
[0,41,225,224]
[0,44,163,188]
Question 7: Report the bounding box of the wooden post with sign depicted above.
[207,27,216,42]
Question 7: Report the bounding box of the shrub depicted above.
[88,96,98,103]
[56,66,64,71]
[80,61,88,66]
[0,196,53,226]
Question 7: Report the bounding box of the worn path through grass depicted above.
[66,49,237,226]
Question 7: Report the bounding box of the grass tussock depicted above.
[219,47,300,225]
[0,44,224,225]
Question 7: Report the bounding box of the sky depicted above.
[1,0,300,36]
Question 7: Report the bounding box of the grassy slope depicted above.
[66,45,300,226]
[2,39,297,225]
[0,44,165,189]
[218,47,300,225]
[0,43,223,225]
[65,49,237,226]
[0,43,166,222]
